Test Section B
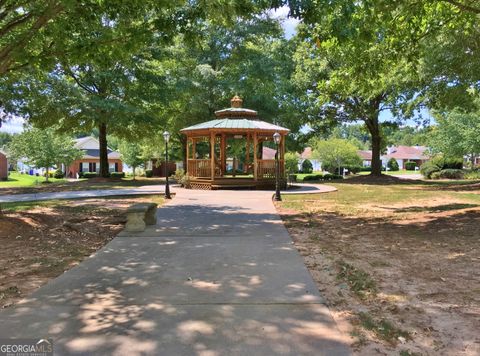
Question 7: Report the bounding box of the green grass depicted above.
[357,170,419,176]
[0,194,165,213]
[358,312,410,344]
[281,181,480,216]
[0,172,67,188]
[337,260,377,299]
[0,200,60,212]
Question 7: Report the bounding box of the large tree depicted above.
[290,1,428,176]
[429,106,480,165]
[8,127,82,181]
[152,16,303,167]
[279,0,480,175]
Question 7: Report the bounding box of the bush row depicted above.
[297,173,343,181]
[79,172,125,179]
[420,156,464,179]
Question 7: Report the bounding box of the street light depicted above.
[163,130,172,199]
[273,132,282,201]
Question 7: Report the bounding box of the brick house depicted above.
[67,136,123,177]
[0,150,7,180]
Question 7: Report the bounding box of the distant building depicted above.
[67,136,123,177]
[0,150,7,180]
[357,145,429,169]
[299,147,322,171]
[357,150,373,167]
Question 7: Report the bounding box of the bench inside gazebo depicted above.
[180,96,289,190]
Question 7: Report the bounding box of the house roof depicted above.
[180,118,289,133]
[357,146,429,161]
[357,150,372,160]
[385,145,429,160]
[300,147,312,159]
[262,146,276,160]
[74,137,121,159]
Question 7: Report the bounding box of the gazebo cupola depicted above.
[180,96,289,190]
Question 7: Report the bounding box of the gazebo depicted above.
[180,96,289,190]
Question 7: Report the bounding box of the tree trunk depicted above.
[365,116,382,176]
[98,122,109,178]
[133,166,136,180]
[45,167,49,182]
[233,157,236,177]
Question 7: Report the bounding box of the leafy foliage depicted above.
[8,128,82,181]
[301,159,313,173]
[118,141,144,180]
[387,158,399,172]
[312,138,362,175]
[285,152,299,174]
[429,106,480,164]
[405,162,417,171]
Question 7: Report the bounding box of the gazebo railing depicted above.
[188,159,211,178]
[257,159,284,179]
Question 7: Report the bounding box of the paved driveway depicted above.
[0,189,350,355]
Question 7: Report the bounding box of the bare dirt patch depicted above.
[277,185,480,356]
[0,195,162,309]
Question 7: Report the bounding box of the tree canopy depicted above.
[7,127,82,181]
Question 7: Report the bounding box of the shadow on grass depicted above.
[389,203,480,213]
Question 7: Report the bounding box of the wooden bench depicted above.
[125,203,158,232]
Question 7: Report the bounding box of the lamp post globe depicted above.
[163,131,172,199]
[273,132,282,201]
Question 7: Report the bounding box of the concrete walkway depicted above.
[0,185,166,203]
[0,189,350,355]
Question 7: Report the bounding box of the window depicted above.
[82,162,89,172]
[109,163,116,173]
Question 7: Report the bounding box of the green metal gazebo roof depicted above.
[180,118,289,133]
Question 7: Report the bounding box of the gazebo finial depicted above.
[231,95,243,108]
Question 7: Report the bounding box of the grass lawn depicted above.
[0,194,164,308]
[0,173,166,195]
[0,171,67,187]
[357,170,420,176]
[277,179,480,355]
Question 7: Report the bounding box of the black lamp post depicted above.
[273,132,282,201]
[163,130,172,199]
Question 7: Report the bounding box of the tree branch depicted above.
[441,0,480,14]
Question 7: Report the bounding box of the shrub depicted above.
[437,169,464,179]
[288,173,297,182]
[110,172,125,178]
[387,158,399,171]
[173,168,185,182]
[82,172,97,178]
[301,159,313,173]
[181,174,192,188]
[303,174,323,181]
[420,161,441,179]
[322,173,343,180]
[430,171,441,180]
[53,169,64,179]
[443,157,463,169]
[285,152,299,174]
[464,170,480,180]
[360,166,372,172]
[145,169,153,178]
[405,161,417,171]
[345,165,362,174]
